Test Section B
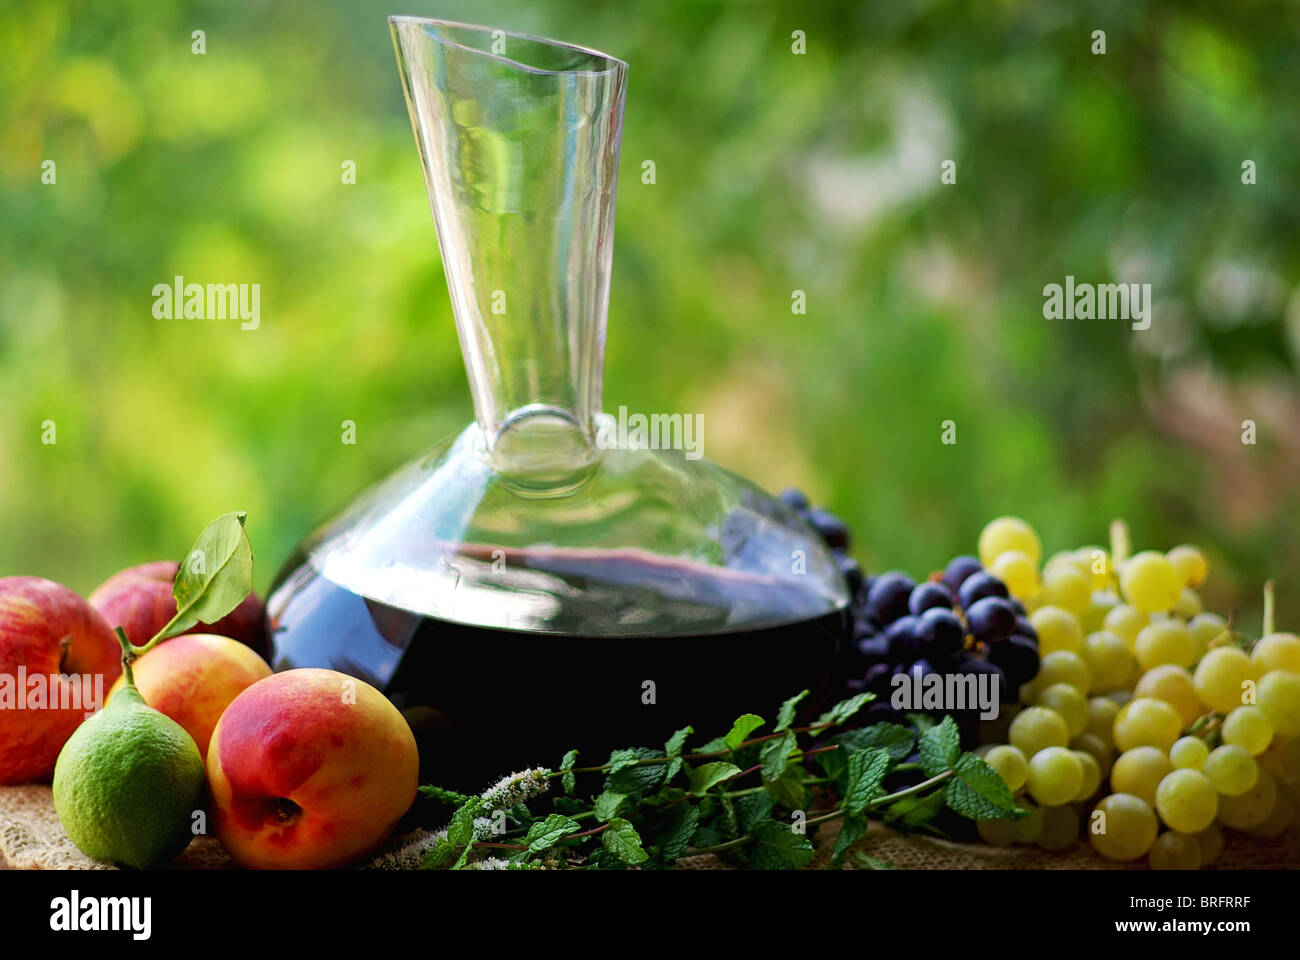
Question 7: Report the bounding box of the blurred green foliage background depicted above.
[1,0,1298,626]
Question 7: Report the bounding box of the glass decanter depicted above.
[266,17,851,789]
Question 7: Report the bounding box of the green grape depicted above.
[1193,647,1258,714]
[1104,604,1148,651]
[1188,613,1228,659]
[1038,804,1081,851]
[1166,544,1208,588]
[1085,697,1120,749]
[1256,670,1300,737]
[1071,749,1102,801]
[1036,683,1088,737]
[1040,566,1090,615]
[1075,546,1113,591]
[1113,697,1184,753]
[1243,779,1294,838]
[1148,831,1202,870]
[1044,550,1089,580]
[1222,705,1275,756]
[1172,588,1203,621]
[1009,706,1070,757]
[1169,736,1209,771]
[984,744,1029,793]
[1135,621,1196,672]
[1252,633,1300,674]
[1134,664,1201,727]
[1111,746,1173,806]
[1192,824,1224,866]
[991,550,1040,600]
[1258,734,1300,782]
[1037,650,1091,694]
[1070,732,1113,779]
[1082,590,1121,634]
[1026,746,1083,806]
[1089,793,1158,861]
[1082,631,1134,693]
[1030,606,1083,655]
[1120,551,1181,614]
[977,817,1015,847]
[979,516,1042,568]
[1217,768,1278,830]
[1202,744,1258,797]
[1007,799,1044,843]
[1154,769,1218,833]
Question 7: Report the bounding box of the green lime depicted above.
[53,674,205,869]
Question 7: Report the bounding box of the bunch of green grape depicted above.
[970,516,1300,869]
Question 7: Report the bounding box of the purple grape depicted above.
[778,487,810,511]
[942,555,983,594]
[807,507,850,551]
[966,596,1016,645]
[908,581,953,616]
[917,607,965,661]
[1014,615,1038,642]
[885,615,922,661]
[957,571,1009,609]
[988,635,1041,692]
[836,554,865,599]
[957,655,1009,702]
[866,571,916,624]
[857,636,890,661]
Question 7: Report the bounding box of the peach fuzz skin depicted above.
[107,633,271,759]
[0,577,122,784]
[206,668,419,869]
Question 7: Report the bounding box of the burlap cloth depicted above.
[4,784,1296,870]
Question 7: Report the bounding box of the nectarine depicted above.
[206,668,419,869]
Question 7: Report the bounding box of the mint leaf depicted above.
[831,813,869,866]
[664,756,683,782]
[735,792,775,833]
[559,749,578,794]
[887,786,948,829]
[842,747,890,814]
[602,818,649,865]
[154,512,254,643]
[765,765,807,809]
[946,752,1020,820]
[594,791,626,822]
[724,714,765,750]
[812,692,874,734]
[750,819,814,870]
[689,761,741,795]
[907,712,936,735]
[774,690,809,732]
[665,726,693,757]
[917,715,960,776]
[759,730,797,781]
[525,813,581,852]
[420,837,456,869]
[446,798,484,870]
[836,723,915,761]
[605,747,667,796]
[696,736,728,754]
[606,748,642,774]
[658,804,700,861]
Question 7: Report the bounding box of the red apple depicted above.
[207,668,419,869]
[0,577,122,784]
[89,561,268,658]
[107,633,272,759]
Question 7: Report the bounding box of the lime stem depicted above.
[114,627,137,688]
[1263,580,1275,637]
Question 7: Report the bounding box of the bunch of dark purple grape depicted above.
[781,490,1041,739]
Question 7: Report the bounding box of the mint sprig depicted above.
[413,692,1024,871]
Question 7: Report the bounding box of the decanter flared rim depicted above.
[387,16,628,78]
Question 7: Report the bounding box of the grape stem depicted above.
[1109,518,1131,570]
[1263,580,1275,637]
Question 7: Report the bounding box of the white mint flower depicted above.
[481,767,551,808]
